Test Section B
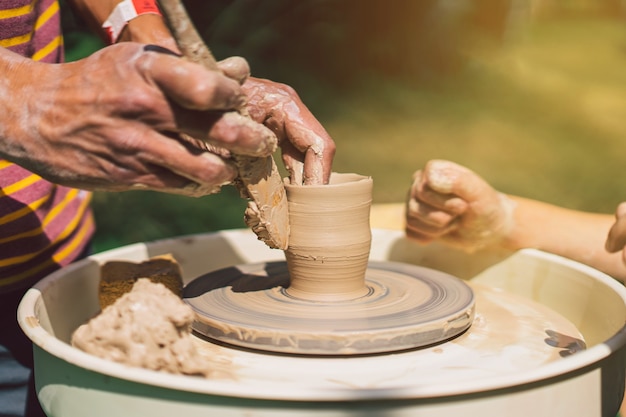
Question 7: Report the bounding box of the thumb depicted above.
[606,202,626,253]
[217,56,250,85]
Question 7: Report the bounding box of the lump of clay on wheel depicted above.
[72,278,211,377]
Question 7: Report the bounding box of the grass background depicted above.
[60,1,626,253]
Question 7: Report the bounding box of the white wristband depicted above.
[102,0,161,44]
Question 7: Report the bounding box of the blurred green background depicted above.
[60,0,626,253]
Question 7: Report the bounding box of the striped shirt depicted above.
[0,0,95,292]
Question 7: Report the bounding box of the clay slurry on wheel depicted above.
[184,260,475,355]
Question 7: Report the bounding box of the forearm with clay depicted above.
[0,42,281,195]
[0,50,46,166]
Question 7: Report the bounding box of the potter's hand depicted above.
[605,202,626,264]
[405,160,515,252]
[0,43,278,196]
[243,78,336,185]
[94,8,334,186]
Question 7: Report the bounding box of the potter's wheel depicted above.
[18,229,626,417]
[184,261,475,355]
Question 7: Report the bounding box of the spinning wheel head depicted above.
[184,261,475,355]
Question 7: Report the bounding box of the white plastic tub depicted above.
[18,228,626,417]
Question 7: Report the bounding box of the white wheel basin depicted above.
[17,228,626,417]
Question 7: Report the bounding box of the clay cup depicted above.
[283,173,373,302]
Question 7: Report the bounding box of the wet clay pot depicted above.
[284,173,373,301]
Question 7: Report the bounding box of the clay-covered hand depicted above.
[405,160,515,252]
[243,77,336,185]
[0,43,278,196]
[605,202,626,264]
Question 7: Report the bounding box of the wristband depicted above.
[102,0,162,44]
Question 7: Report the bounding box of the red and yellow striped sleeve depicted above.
[0,0,95,291]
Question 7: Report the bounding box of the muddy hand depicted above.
[5,43,277,197]
[244,78,335,185]
[605,202,626,264]
[405,160,515,252]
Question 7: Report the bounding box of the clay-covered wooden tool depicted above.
[157,0,289,250]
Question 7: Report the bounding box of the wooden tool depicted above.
[157,0,289,250]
